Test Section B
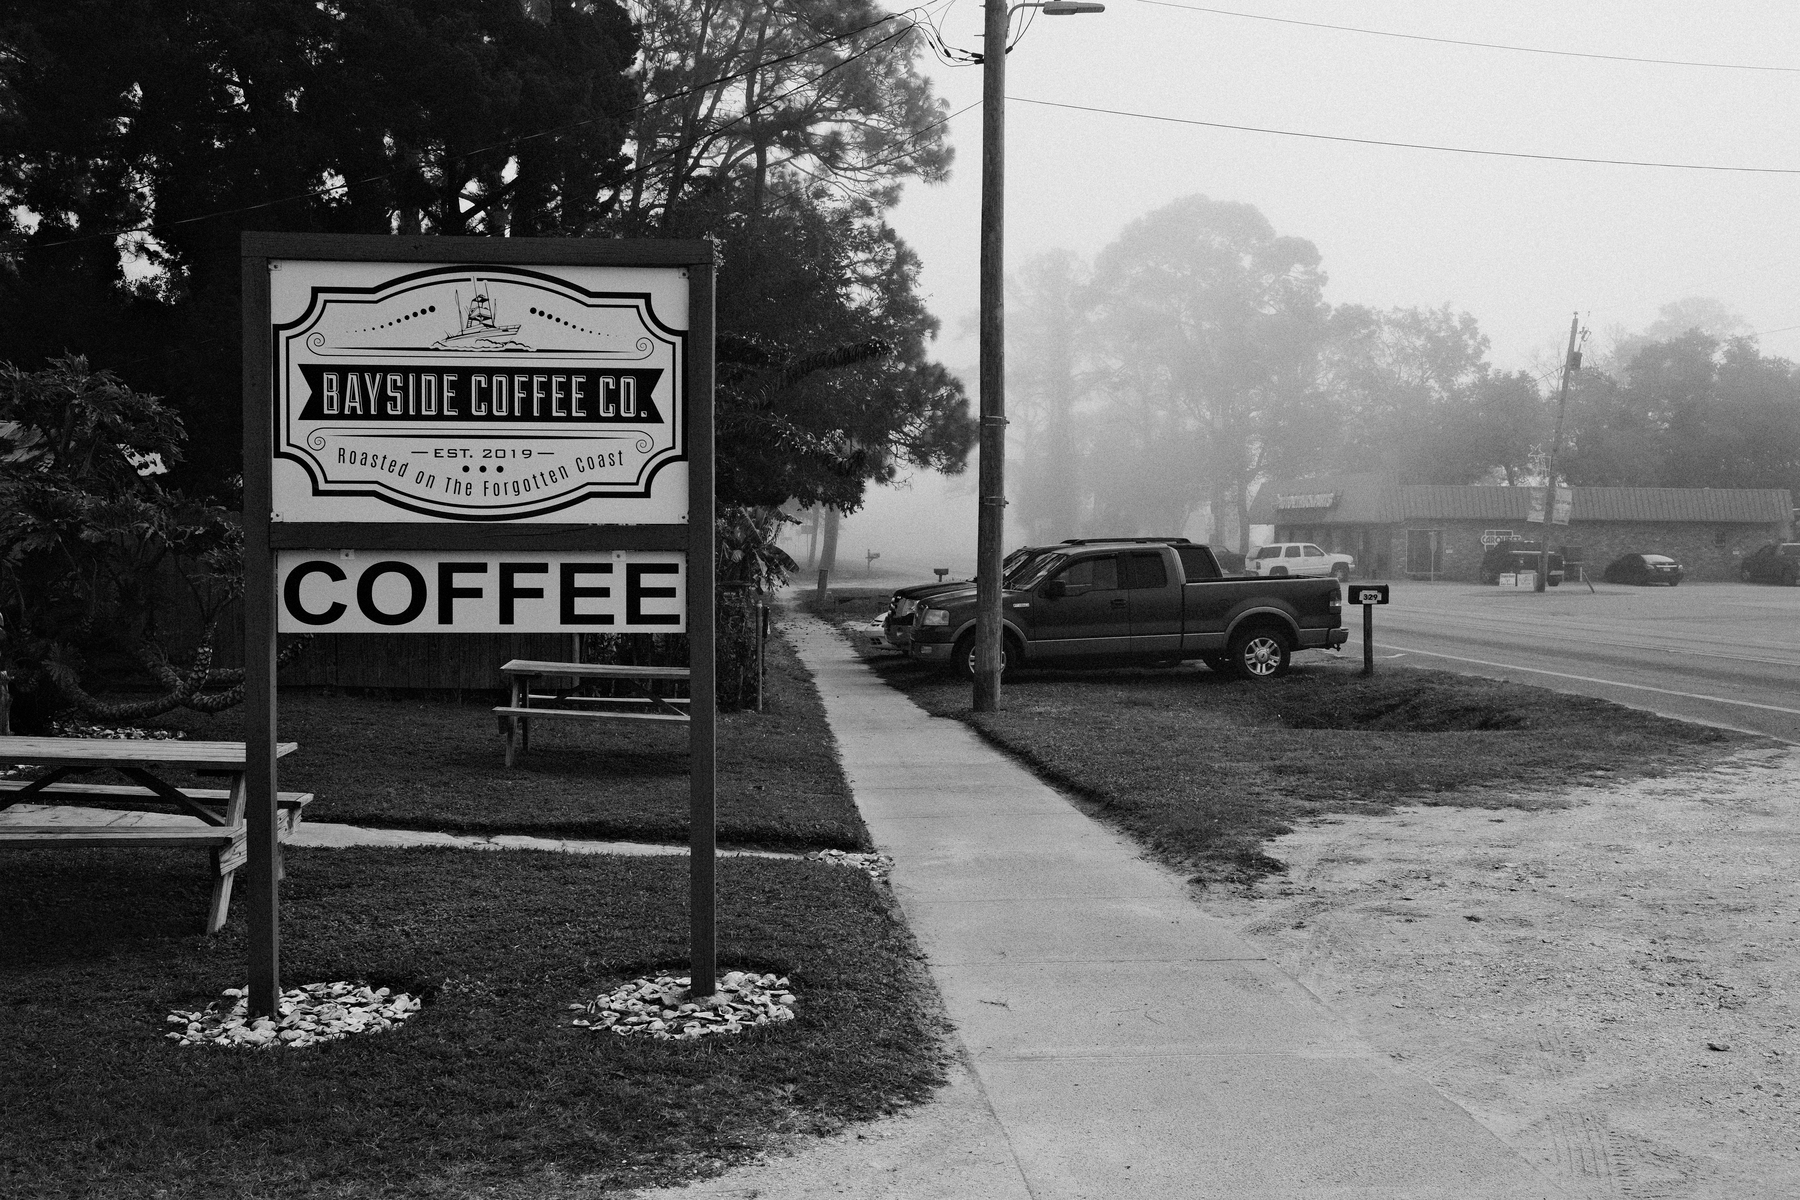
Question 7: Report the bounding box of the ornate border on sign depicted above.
[272,263,686,521]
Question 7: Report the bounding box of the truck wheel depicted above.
[1330,564,1349,583]
[953,633,1016,679]
[1228,626,1290,679]
[1270,565,1288,577]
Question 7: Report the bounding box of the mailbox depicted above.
[1353,584,1390,606]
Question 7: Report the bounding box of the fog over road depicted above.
[1337,580,1800,743]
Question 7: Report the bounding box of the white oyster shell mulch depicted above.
[808,848,894,883]
[571,970,796,1040]
[51,720,186,740]
[167,982,421,1048]
[4,722,186,778]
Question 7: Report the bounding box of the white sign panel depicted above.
[270,261,688,523]
[276,550,685,633]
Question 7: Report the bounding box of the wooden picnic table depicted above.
[497,659,690,766]
[0,737,304,933]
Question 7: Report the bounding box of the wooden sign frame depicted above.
[242,233,716,1016]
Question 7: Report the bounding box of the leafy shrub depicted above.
[0,357,273,732]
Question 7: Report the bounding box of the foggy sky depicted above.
[823,0,1800,579]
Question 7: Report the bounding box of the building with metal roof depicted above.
[1247,475,1794,582]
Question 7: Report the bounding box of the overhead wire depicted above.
[909,0,982,65]
[1006,3,1041,53]
[1010,96,1800,174]
[1135,0,1800,74]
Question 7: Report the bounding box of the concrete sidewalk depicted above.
[643,613,1564,1200]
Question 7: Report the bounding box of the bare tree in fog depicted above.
[1597,297,1753,377]
[1086,196,1331,551]
[1322,305,1539,485]
[1007,250,1091,544]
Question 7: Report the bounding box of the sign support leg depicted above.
[688,257,718,999]
[242,253,281,1017]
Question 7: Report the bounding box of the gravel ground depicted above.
[1201,744,1800,1200]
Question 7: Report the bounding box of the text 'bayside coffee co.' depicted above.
[271,260,686,523]
[267,258,690,634]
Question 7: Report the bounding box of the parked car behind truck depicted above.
[1740,542,1800,585]
[1245,542,1355,581]
[904,540,1348,679]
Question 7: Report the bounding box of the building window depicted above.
[1714,527,1731,547]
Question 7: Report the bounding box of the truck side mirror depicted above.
[1043,579,1067,599]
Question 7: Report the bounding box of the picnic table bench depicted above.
[497,659,690,766]
[0,737,304,933]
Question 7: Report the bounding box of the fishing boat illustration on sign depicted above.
[433,280,530,351]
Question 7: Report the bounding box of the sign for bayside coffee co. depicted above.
[240,234,719,1024]
[270,260,687,523]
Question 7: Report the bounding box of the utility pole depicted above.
[1536,313,1582,593]
[973,0,1009,711]
[972,0,1104,711]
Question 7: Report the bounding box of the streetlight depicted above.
[973,0,1105,712]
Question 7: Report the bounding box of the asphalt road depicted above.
[1328,578,1800,743]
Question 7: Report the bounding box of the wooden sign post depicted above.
[1352,583,1391,676]
[242,235,716,1016]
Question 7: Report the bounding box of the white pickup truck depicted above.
[1245,542,1354,581]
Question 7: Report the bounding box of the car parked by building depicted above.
[1480,543,1564,587]
[1244,542,1355,582]
[1602,553,1684,586]
[1739,542,1800,585]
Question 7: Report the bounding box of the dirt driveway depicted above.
[1200,745,1800,1200]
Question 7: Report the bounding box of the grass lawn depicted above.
[136,628,867,852]
[804,588,1761,883]
[0,846,947,1199]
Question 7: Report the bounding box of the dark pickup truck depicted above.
[898,539,1347,679]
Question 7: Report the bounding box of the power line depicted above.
[1011,96,1800,174]
[1136,0,1800,74]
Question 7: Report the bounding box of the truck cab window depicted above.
[1176,546,1221,581]
[1284,546,1303,558]
[1056,555,1118,592]
[1122,552,1168,590]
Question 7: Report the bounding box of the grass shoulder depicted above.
[853,649,1761,886]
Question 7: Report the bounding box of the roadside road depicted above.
[1334,580,1800,742]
